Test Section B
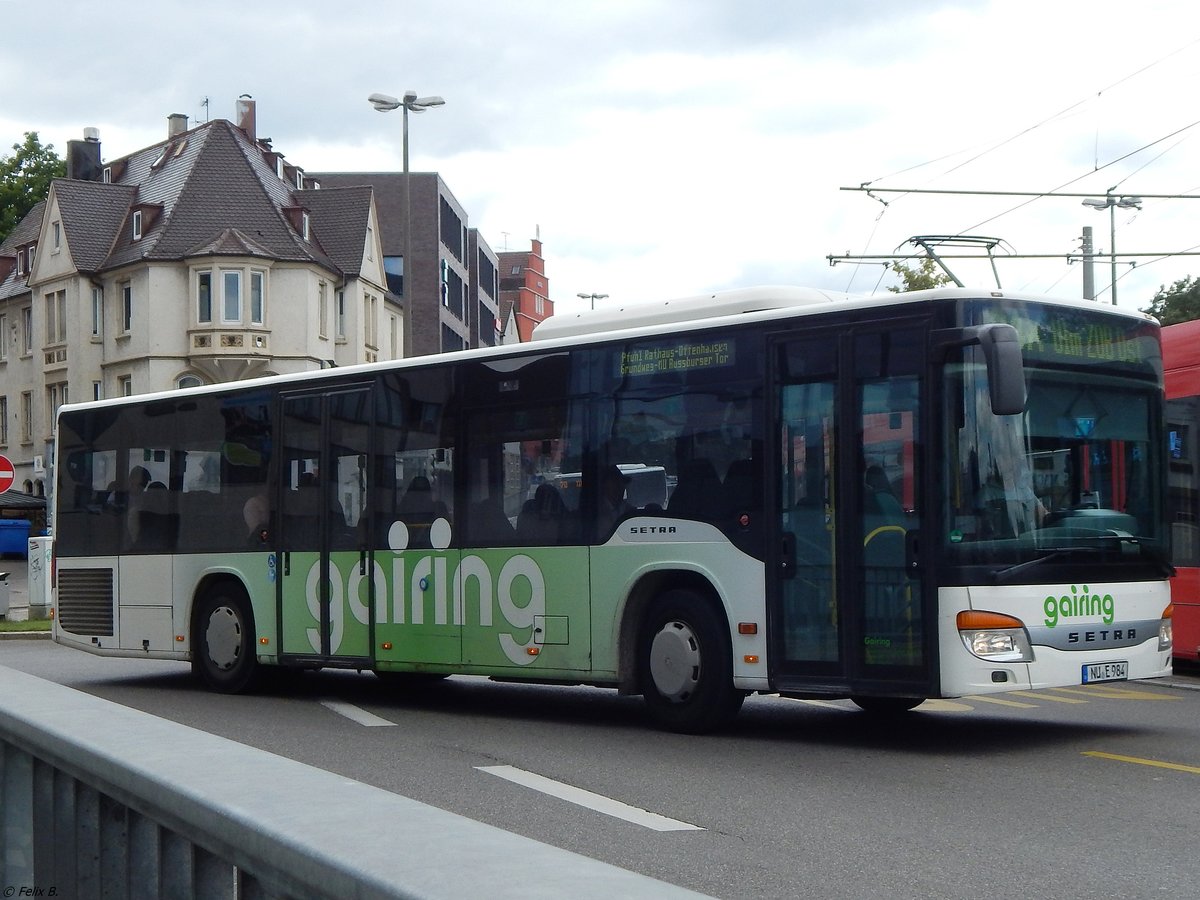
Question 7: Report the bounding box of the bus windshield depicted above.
[943,301,1168,579]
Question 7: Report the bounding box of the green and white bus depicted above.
[51,286,1174,732]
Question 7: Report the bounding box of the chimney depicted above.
[168,113,188,138]
[236,95,256,143]
[66,128,103,181]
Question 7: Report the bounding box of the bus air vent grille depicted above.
[57,568,115,636]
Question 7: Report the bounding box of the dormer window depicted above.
[276,156,285,180]
[132,210,143,241]
[295,170,305,190]
[103,167,112,183]
[302,211,310,241]
[28,245,34,271]
[16,248,25,276]
[151,144,170,168]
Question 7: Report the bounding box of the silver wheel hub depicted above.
[205,605,243,671]
[649,620,701,703]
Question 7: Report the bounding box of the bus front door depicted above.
[278,386,372,665]
[772,327,931,696]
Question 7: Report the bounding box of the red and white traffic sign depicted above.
[0,454,14,494]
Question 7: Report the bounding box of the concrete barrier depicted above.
[0,665,709,899]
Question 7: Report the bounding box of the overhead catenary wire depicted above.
[844,37,1200,294]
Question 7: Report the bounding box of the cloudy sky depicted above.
[5,1,1200,315]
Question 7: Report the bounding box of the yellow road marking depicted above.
[1009,690,1087,704]
[1050,686,1179,701]
[966,694,1039,708]
[1083,751,1200,775]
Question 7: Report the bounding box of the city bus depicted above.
[1163,318,1200,665]
[51,286,1174,732]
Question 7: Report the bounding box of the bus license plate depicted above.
[1082,661,1128,684]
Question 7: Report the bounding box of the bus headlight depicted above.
[957,610,1034,662]
[1159,604,1173,652]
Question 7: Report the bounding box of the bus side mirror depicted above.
[976,324,1026,416]
[932,323,1027,416]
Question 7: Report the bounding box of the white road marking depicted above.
[477,765,704,832]
[915,698,975,712]
[781,697,851,709]
[319,700,397,727]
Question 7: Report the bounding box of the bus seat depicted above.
[516,484,565,545]
[398,476,449,548]
[470,498,515,546]
[722,459,759,516]
[668,459,721,521]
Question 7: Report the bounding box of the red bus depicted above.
[1163,318,1200,665]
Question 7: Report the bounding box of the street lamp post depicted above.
[1082,191,1142,306]
[368,91,445,356]
[577,292,608,310]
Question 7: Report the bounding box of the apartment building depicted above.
[0,101,394,495]
[311,172,501,357]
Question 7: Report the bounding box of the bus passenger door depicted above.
[774,339,841,676]
[771,327,931,695]
[278,386,372,664]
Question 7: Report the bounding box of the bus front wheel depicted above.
[193,586,259,693]
[638,589,745,734]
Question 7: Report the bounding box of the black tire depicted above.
[851,695,923,714]
[638,589,745,734]
[192,585,260,693]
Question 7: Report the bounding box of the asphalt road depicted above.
[4,638,1199,899]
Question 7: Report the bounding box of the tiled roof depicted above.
[52,181,137,272]
[299,186,373,276]
[0,199,44,301]
[186,227,277,259]
[111,120,315,268]
[309,173,407,255]
[0,200,45,253]
[3,118,361,283]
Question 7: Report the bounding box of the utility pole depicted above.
[1081,225,1095,300]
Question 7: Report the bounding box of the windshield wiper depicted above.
[992,548,1100,584]
[991,538,1173,584]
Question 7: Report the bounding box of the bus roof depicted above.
[530,286,852,341]
[532,284,1157,342]
[57,285,1155,419]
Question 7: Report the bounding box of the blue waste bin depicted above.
[0,519,31,556]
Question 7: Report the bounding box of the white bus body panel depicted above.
[939,581,1171,696]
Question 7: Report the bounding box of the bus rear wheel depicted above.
[638,589,745,734]
[193,585,259,693]
[851,696,923,714]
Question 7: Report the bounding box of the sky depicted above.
[5,0,1200,316]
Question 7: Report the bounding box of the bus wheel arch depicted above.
[617,570,714,692]
[632,578,746,733]
[191,576,260,694]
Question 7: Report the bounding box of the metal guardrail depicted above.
[0,665,708,899]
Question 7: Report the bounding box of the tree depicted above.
[0,132,65,245]
[887,257,953,293]
[1142,276,1200,326]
